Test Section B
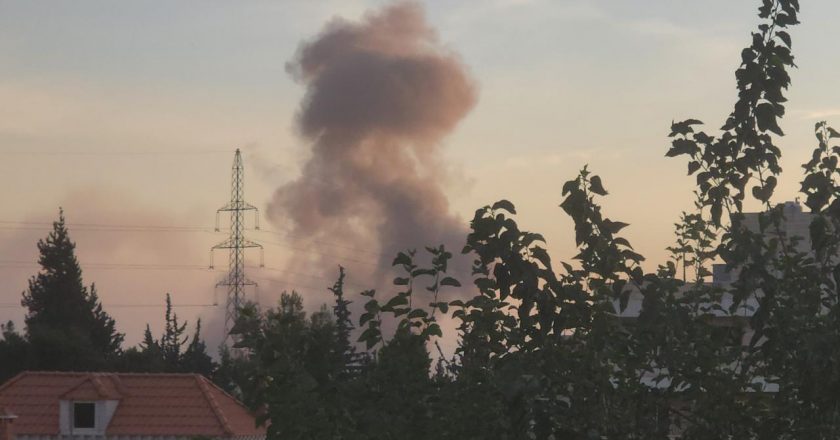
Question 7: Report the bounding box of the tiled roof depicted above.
[0,371,265,437]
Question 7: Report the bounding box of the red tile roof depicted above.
[0,372,265,438]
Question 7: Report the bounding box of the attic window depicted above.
[73,402,95,429]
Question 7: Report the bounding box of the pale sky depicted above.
[1,0,839,348]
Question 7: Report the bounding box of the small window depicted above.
[73,402,95,429]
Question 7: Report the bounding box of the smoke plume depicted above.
[269,2,477,281]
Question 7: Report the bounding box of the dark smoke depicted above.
[269,2,477,278]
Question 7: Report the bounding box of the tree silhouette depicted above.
[21,209,123,370]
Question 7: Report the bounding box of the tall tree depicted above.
[160,293,187,370]
[0,321,28,382]
[120,294,216,376]
[21,209,123,370]
[180,319,216,376]
[329,266,357,375]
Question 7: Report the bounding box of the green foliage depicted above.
[0,321,28,383]
[181,319,216,377]
[161,293,189,369]
[228,292,356,439]
[666,0,799,225]
[20,209,124,371]
[6,0,835,438]
[118,294,216,376]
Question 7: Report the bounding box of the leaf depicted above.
[667,138,700,157]
[491,199,517,214]
[561,179,578,196]
[669,119,703,137]
[384,294,408,309]
[431,302,449,314]
[440,276,461,287]
[408,309,428,319]
[755,102,784,136]
[589,175,608,196]
[364,299,380,314]
[358,327,381,349]
[688,161,701,175]
[392,252,413,267]
[603,219,629,234]
[393,277,410,286]
[411,268,436,277]
[424,323,443,338]
[777,30,791,47]
[751,176,777,202]
[359,312,373,326]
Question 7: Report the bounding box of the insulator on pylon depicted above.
[210,148,262,344]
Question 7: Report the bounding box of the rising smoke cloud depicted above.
[269,2,477,279]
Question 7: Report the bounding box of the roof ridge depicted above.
[198,375,261,420]
[109,375,129,397]
[0,372,28,395]
[60,375,102,400]
[194,375,233,436]
[13,371,209,378]
[89,375,108,396]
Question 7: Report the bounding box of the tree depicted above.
[230,292,357,439]
[120,294,216,376]
[230,0,840,438]
[0,321,28,383]
[329,266,361,376]
[160,293,188,370]
[180,319,215,376]
[21,209,123,370]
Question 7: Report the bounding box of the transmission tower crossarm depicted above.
[210,148,263,344]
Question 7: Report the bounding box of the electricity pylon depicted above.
[211,148,263,342]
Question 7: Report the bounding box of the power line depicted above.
[0,260,211,271]
[0,302,216,309]
[0,261,471,310]
[0,149,232,156]
[0,259,383,291]
[0,220,390,263]
[0,220,217,232]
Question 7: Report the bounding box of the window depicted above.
[73,402,95,429]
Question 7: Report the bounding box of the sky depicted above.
[1,0,839,349]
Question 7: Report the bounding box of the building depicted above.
[0,371,265,440]
[615,201,810,438]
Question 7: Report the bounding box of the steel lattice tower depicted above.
[212,148,263,341]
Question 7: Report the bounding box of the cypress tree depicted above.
[329,266,356,375]
[0,321,28,382]
[181,319,216,377]
[134,323,165,372]
[21,209,123,370]
[160,293,187,370]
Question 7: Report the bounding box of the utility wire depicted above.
[0,220,399,265]
[0,149,232,156]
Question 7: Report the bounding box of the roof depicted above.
[0,371,265,437]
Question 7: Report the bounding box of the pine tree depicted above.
[0,321,28,382]
[88,284,122,355]
[122,295,215,375]
[329,266,357,375]
[180,319,216,377]
[20,209,123,370]
[160,293,187,370]
[134,323,165,372]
